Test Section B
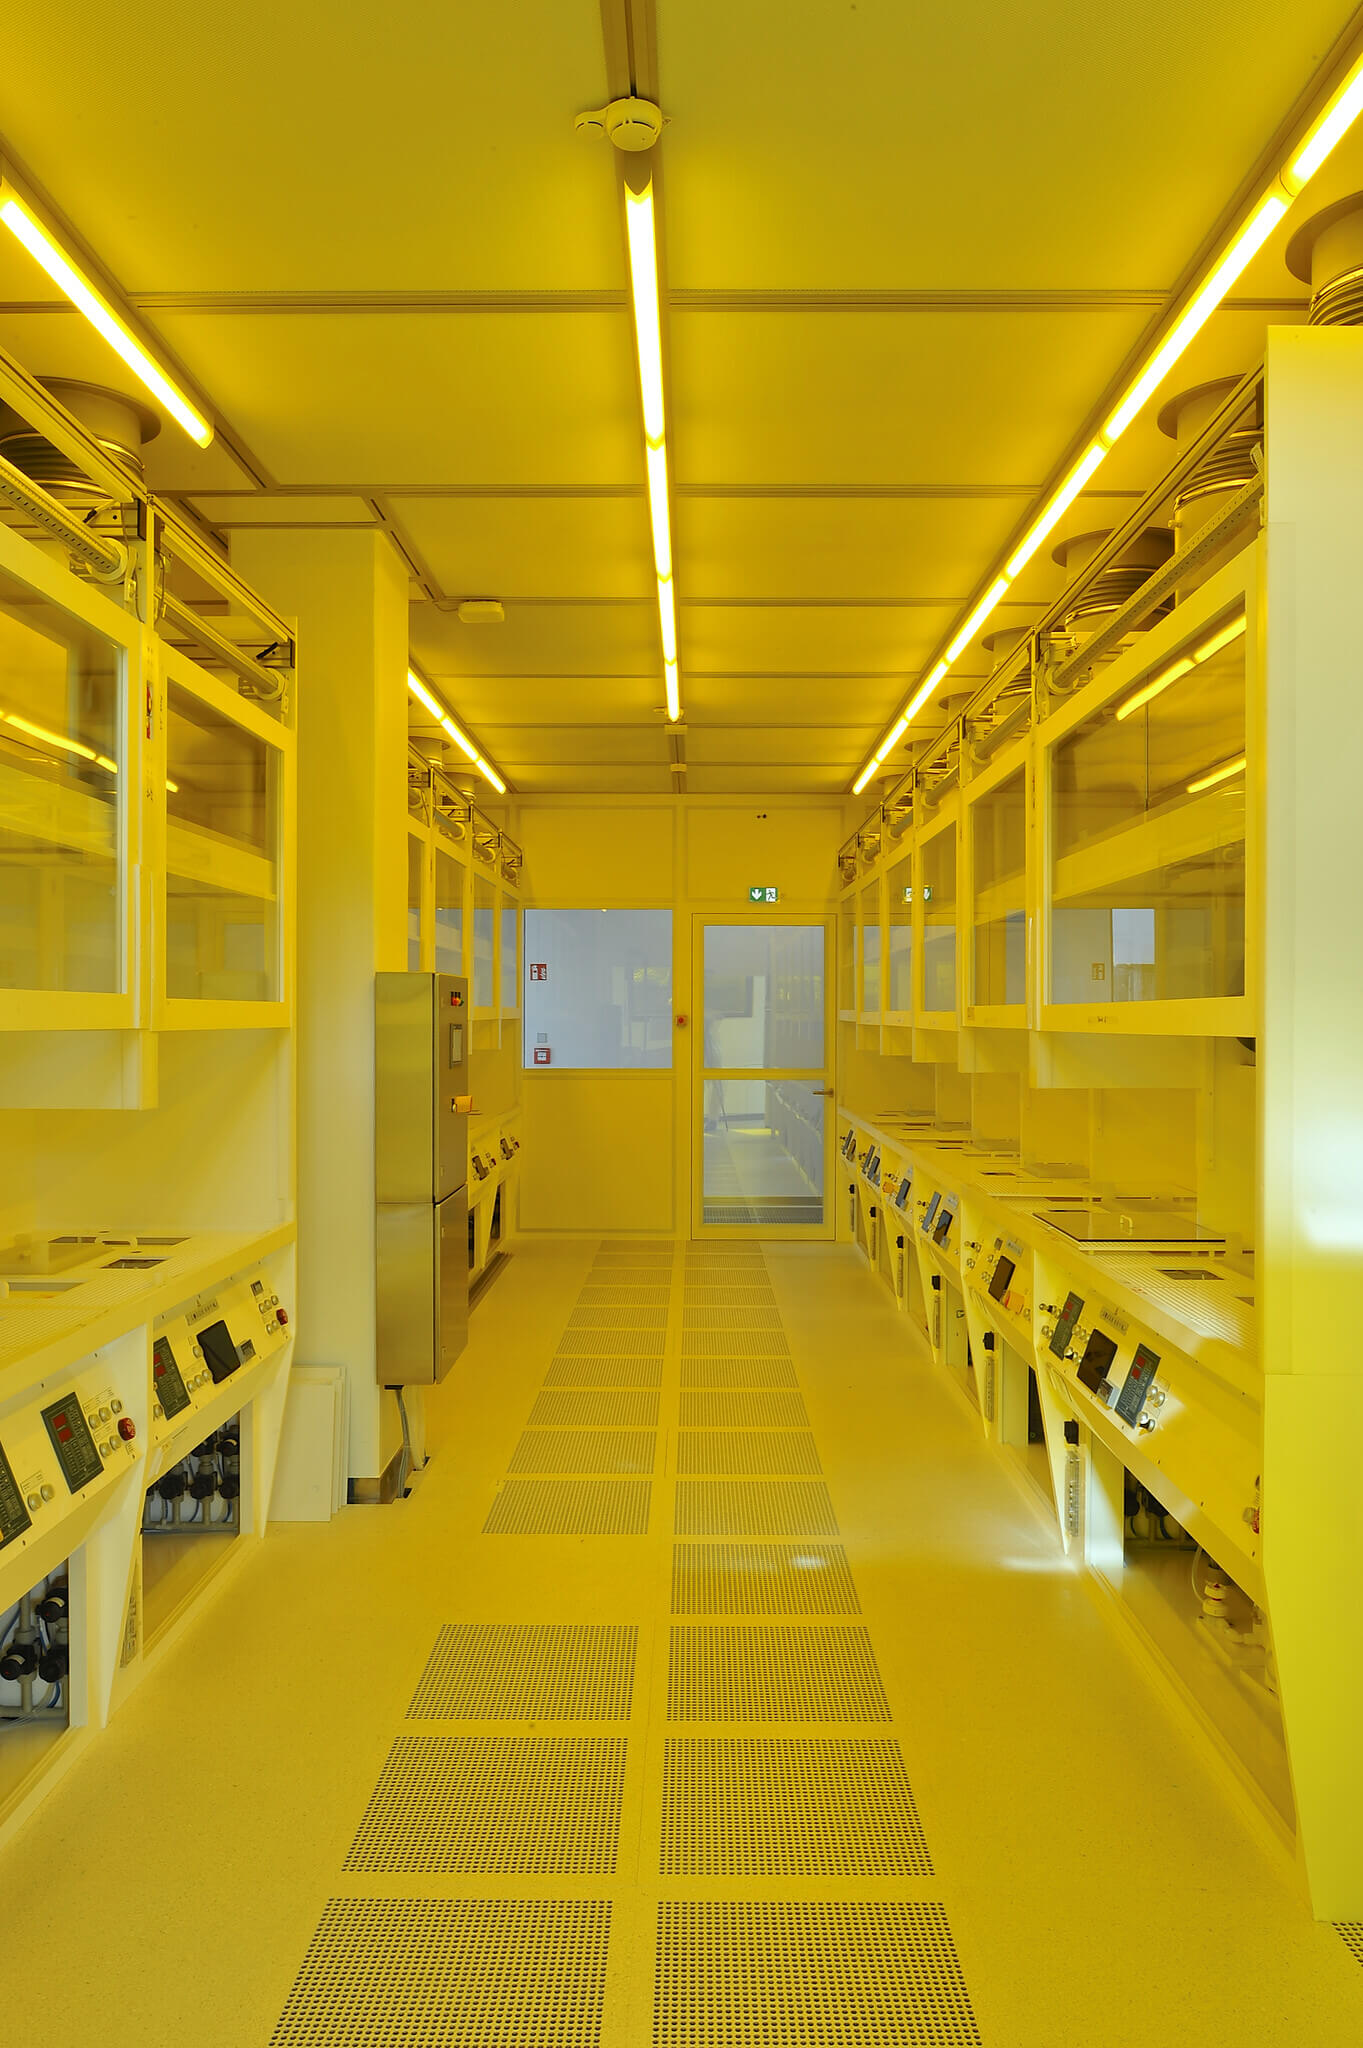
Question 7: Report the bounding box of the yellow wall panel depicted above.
[518,804,675,902]
[520,1072,674,1233]
[684,803,841,905]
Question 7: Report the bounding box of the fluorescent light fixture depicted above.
[0,192,213,447]
[1187,754,1247,794]
[645,442,672,579]
[3,710,98,761]
[406,669,445,720]
[664,658,680,723]
[1290,56,1363,184]
[1104,194,1289,442]
[1116,612,1245,720]
[1005,442,1109,579]
[945,577,1011,665]
[624,185,665,444]
[875,714,911,763]
[852,760,879,795]
[406,667,507,793]
[658,575,677,665]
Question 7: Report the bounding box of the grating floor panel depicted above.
[679,1390,810,1428]
[681,1330,790,1359]
[682,1286,777,1306]
[484,1481,651,1535]
[556,1330,666,1357]
[681,1360,798,1389]
[344,1735,627,1874]
[271,1898,613,2047]
[683,1305,784,1330]
[667,1626,890,1723]
[652,1901,979,2046]
[508,1429,657,1475]
[528,1390,661,1428]
[1338,1925,1363,1967]
[677,1431,822,1476]
[577,1285,672,1307]
[660,1737,933,1876]
[675,1480,839,1538]
[569,1305,669,1330]
[407,1625,637,1722]
[671,1544,860,1616]
[544,1357,664,1388]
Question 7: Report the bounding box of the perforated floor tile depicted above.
[271,1898,612,2047]
[678,1431,822,1476]
[681,1358,798,1388]
[577,1285,672,1307]
[483,1481,651,1535]
[344,1735,627,1873]
[682,1286,777,1306]
[1338,1925,1363,1967]
[671,1544,860,1615]
[675,1480,839,1538]
[543,1357,665,1388]
[652,1901,978,2046]
[569,1304,669,1330]
[508,1429,656,1475]
[660,1737,933,1876]
[556,1330,666,1357]
[683,1305,784,1330]
[682,1330,791,1359]
[667,1626,890,1722]
[679,1390,811,1428]
[529,1390,661,1428]
[407,1625,637,1722]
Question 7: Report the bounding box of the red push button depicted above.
[276,1307,289,1326]
[118,1417,136,1441]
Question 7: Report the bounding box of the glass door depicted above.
[694,917,833,1237]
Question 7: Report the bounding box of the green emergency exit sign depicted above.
[748,886,780,903]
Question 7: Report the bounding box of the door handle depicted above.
[813,1087,834,1096]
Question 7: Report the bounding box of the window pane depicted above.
[0,567,122,992]
[922,828,957,1012]
[407,834,424,970]
[702,1079,824,1226]
[702,925,824,1070]
[859,884,880,1013]
[166,682,278,1001]
[434,847,463,975]
[500,900,518,1009]
[473,874,495,1007]
[522,908,672,1069]
[972,769,1026,1007]
[838,897,857,1010]
[888,852,912,1011]
[1050,614,1245,1003]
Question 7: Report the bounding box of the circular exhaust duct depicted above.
[0,379,159,512]
[1286,194,1363,325]
[1050,526,1174,634]
[1157,379,1261,550]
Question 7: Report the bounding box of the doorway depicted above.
[692,917,834,1237]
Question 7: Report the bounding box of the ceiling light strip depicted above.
[1115,612,1245,721]
[625,180,681,724]
[0,188,214,447]
[849,46,1363,793]
[406,669,508,795]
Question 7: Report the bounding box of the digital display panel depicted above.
[1049,1291,1084,1360]
[920,1191,941,1235]
[197,1320,241,1384]
[0,1439,31,1545]
[1075,1330,1118,1398]
[894,1177,911,1210]
[932,1204,954,1247]
[989,1255,1016,1303]
[1114,1343,1161,1425]
[153,1335,191,1420]
[41,1394,102,1493]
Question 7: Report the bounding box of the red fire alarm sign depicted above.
[533,1046,552,1064]
[529,962,547,981]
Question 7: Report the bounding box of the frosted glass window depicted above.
[523,908,672,1069]
[972,769,1026,1007]
[165,682,279,1001]
[500,900,518,1009]
[859,884,880,1013]
[887,853,912,1012]
[434,846,463,975]
[407,834,424,970]
[922,827,957,1013]
[0,573,123,993]
[703,925,824,1070]
[473,875,495,1007]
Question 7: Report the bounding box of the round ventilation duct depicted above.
[1286,194,1363,325]
[981,626,1030,678]
[1050,527,1174,634]
[1157,379,1261,552]
[0,379,159,512]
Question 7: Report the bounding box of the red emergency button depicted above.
[276,1307,289,1326]
[117,1417,136,1441]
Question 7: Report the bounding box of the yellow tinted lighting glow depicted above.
[945,577,1011,665]
[1104,194,1289,441]
[1005,443,1109,578]
[475,757,508,795]
[440,714,480,762]
[665,657,680,723]
[645,441,672,579]
[1192,613,1247,663]
[658,576,677,665]
[164,776,178,792]
[874,715,911,763]
[407,670,445,720]
[1116,656,1194,720]
[624,185,666,445]
[0,195,213,447]
[3,710,98,760]
[1291,61,1363,183]
[852,760,879,795]
[1187,754,1247,794]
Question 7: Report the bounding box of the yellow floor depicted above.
[4,1238,1362,2044]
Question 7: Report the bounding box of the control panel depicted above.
[1043,1291,1169,1437]
[892,1171,913,1211]
[861,1146,881,1188]
[965,1229,1032,1334]
[917,1188,959,1259]
[150,1269,290,1458]
[0,1369,139,1579]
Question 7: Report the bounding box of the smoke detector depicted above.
[574,97,665,151]
[457,599,504,626]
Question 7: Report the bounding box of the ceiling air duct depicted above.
[0,378,158,513]
[1286,192,1363,325]
[1051,527,1174,637]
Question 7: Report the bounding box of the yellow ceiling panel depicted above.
[683,673,900,726]
[507,762,676,795]
[436,677,667,728]
[686,764,857,795]
[150,311,641,488]
[670,306,1153,487]
[659,0,1354,289]
[686,727,875,766]
[676,493,1032,603]
[680,601,1005,675]
[192,495,376,526]
[410,599,659,678]
[389,495,654,600]
[0,2,621,292]
[477,726,665,767]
